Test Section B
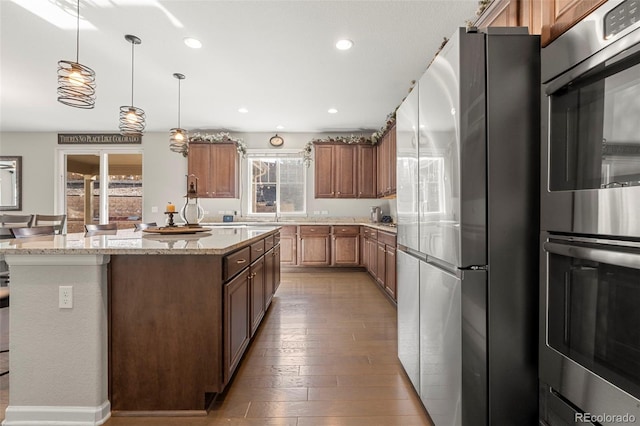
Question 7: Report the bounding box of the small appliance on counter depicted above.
[370,206,382,223]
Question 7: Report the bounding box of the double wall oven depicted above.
[540,1,640,424]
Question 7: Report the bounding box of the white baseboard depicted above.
[2,401,111,425]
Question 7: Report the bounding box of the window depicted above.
[247,152,306,216]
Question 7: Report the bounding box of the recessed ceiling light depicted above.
[335,39,353,50]
[183,37,202,49]
[276,125,284,130]
[238,107,249,113]
[328,108,338,114]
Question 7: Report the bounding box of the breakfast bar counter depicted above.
[0,226,281,425]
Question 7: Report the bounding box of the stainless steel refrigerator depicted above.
[397,27,540,426]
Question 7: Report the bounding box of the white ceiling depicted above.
[0,0,479,134]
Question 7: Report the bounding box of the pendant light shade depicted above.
[119,34,145,136]
[57,0,96,109]
[169,73,188,154]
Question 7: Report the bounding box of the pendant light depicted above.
[119,34,146,136]
[169,73,188,154]
[57,0,96,109]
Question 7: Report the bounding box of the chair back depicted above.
[34,214,66,234]
[11,226,56,238]
[85,223,118,235]
[0,214,33,227]
[134,222,158,231]
[0,214,34,239]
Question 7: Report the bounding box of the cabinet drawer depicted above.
[378,231,396,247]
[251,239,265,262]
[279,225,297,236]
[224,247,251,281]
[274,232,280,246]
[264,235,274,251]
[362,227,378,240]
[299,225,331,236]
[332,225,359,236]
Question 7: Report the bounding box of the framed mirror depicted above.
[0,156,22,211]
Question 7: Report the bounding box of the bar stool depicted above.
[34,214,66,234]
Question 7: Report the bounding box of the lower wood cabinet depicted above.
[376,241,386,288]
[298,226,331,266]
[109,231,280,414]
[249,256,265,337]
[223,233,280,385]
[385,245,397,299]
[279,226,297,265]
[331,226,360,266]
[224,268,250,384]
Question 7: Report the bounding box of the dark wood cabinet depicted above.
[298,226,331,266]
[249,256,265,337]
[264,247,275,309]
[376,124,396,197]
[475,0,519,28]
[187,142,238,198]
[357,144,377,198]
[314,144,357,198]
[385,245,397,300]
[315,143,377,199]
[331,226,360,266]
[474,0,604,47]
[366,233,378,278]
[376,241,386,288]
[540,0,605,47]
[273,244,281,293]
[224,267,250,384]
[359,227,398,302]
[279,225,297,266]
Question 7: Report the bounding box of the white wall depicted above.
[0,131,396,224]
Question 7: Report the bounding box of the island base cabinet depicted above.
[224,268,251,384]
[109,255,223,414]
[249,257,266,337]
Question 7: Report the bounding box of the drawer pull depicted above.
[255,248,263,252]
[236,259,247,264]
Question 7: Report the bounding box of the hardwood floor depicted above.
[1,271,432,425]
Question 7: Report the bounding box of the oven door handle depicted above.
[544,242,640,270]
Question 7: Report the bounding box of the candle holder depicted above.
[180,174,204,226]
[164,211,176,227]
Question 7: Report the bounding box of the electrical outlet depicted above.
[151,206,159,213]
[321,210,328,215]
[313,211,320,215]
[59,285,73,309]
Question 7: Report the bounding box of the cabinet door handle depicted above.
[337,191,341,195]
[236,259,246,264]
[256,248,263,252]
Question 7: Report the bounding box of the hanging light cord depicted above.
[75,0,80,63]
[130,40,135,107]
[177,78,181,128]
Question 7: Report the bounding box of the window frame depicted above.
[245,150,307,217]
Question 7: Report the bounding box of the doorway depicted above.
[58,150,143,233]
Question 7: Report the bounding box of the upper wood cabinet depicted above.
[376,123,396,198]
[475,0,520,28]
[474,0,605,47]
[357,144,377,198]
[314,143,377,199]
[540,0,606,47]
[188,143,238,198]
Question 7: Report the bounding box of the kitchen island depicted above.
[0,226,280,425]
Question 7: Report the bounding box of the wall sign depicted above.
[58,133,142,144]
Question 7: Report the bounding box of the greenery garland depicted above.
[302,134,374,167]
[177,132,248,158]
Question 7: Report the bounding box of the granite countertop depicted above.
[201,219,398,234]
[0,226,280,255]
